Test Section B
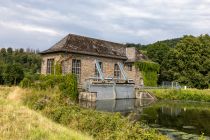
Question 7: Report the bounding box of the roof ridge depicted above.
[68,33,125,47]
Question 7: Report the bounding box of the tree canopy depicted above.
[0,48,41,85]
[137,35,210,89]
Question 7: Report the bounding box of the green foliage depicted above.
[21,74,78,100]
[142,71,158,87]
[135,61,160,72]
[20,77,32,88]
[23,88,167,140]
[148,89,210,102]
[0,64,4,85]
[135,61,160,86]
[23,89,51,110]
[161,35,210,89]
[3,64,24,85]
[146,42,170,64]
[138,34,210,89]
[59,74,78,100]
[55,62,62,75]
[127,38,180,51]
[0,48,41,85]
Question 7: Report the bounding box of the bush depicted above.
[59,74,78,100]
[135,61,160,86]
[20,74,78,99]
[19,77,31,88]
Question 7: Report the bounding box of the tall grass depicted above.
[148,88,210,102]
[0,86,92,140]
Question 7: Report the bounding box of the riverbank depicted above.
[147,88,210,102]
[1,86,167,140]
[0,86,92,140]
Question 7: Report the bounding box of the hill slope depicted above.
[0,87,92,140]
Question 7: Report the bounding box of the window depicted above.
[127,63,132,71]
[95,62,103,78]
[114,64,121,79]
[46,59,54,74]
[72,59,81,82]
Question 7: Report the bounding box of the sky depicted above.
[0,0,210,51]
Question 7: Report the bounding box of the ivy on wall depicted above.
[135,61,160,86]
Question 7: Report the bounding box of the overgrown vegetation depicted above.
[0,48,41,85]
[130,35,210,89]
[0,86,92,140]
[148,88,210,102]
[21,87,167,140]
[20,74,78,100]
[135,61,160,86]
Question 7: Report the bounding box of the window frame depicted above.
[127,63,132,71]
[114,63,121,79]
[72,59,81,82]
[46,58,54,74]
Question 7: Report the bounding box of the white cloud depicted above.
[0,20,60,36]
[0,0,210,49]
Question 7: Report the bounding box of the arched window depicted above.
[114,64,121,79]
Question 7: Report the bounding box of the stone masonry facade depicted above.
[41,52,143,87]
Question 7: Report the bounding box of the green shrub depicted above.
[135,61,160,86]
[20,74,78,99]
[59,74,78,100]
[19,77,31,88]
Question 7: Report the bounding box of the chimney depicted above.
[126,47,136,60]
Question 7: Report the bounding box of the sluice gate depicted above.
[79,59,154,101]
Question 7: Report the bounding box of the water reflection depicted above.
[79,99,155,113]
[79,99,210,139]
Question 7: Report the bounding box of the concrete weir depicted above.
[88,83,135,100]
[79,84,155,101]
[79,83,135,101]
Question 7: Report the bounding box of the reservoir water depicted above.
[79,99,210,140]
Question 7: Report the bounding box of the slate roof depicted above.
[41,34,127,59]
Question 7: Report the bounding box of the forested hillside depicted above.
[128,35,210,89]
[0,48,41,85]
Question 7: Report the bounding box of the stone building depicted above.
[40,34,146,88]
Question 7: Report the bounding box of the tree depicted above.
[0,62,4,84]
[147,42,170,64]
[3,64,24,85]
[161,35,210,89]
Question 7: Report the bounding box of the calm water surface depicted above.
[79,99,210,140]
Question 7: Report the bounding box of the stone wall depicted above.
[41,53,143,87]
[70,54,125,84]
[41,53,63,74]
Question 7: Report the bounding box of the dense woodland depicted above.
[128,34,210,89]
[0,48,41,85]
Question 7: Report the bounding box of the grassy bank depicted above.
[19,87,167,140]
[147,88,210,102]
[0,87,92,140]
